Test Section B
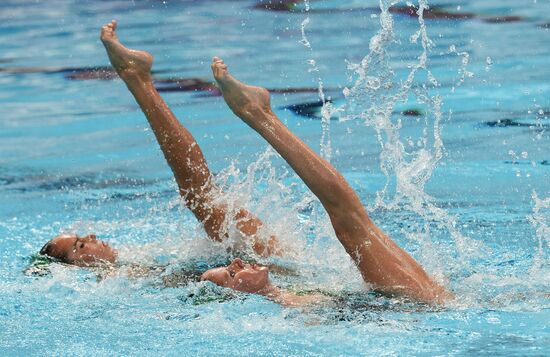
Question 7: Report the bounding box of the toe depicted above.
[111,20,118,30]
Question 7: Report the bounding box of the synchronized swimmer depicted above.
[39,20,452,306]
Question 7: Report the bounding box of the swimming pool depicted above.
[1,0,549,355]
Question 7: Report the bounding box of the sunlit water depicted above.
[1,0,549,355]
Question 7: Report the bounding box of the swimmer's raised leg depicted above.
[212,57,450,303]
[100,21,276,256]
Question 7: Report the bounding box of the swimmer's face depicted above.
[201,258,269,294]
[40,234,117,266]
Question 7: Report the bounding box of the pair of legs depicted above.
[101,21,449,303]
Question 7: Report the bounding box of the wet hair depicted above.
[181,281,245,305]
[24,254,61,276]
[39,240,71,263]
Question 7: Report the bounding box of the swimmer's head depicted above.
[201,258,270,294]
[39,234,117,266]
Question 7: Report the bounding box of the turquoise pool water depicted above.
[1,0,549,355]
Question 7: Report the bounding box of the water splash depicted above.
[300,0,339,162]
[212,148,307,258]
[212,148,362,289]
[298,0,358,280]
[448,44,474,92]
[528,192,550,275]
[342,0,480,279]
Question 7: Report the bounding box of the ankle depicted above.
[239,102,273,122]
[120,69,152,86]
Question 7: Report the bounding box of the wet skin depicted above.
[45,234,117,266]
[201,258,329,306]
[34,20,448,305]
[201,258,270,293]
